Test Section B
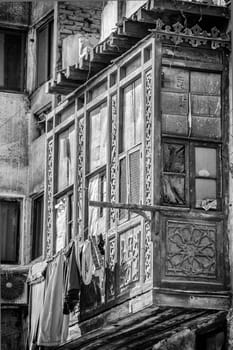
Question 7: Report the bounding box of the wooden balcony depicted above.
[47,0,229,96]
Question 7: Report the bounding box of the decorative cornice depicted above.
[151,19,230,49]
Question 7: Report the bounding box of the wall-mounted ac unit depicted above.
[1,273,28,305]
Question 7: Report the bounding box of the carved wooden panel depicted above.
[145,70,152,206]
[165,220,217,279]
[119,226,140,291]
[110,94,117,226]
[46,139,54,257]
[77,118,84,233]
[144,70,152,282]
[144,220,152,281]
[106,235,116,301]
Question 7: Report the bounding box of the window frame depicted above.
[0,198,21,264]
[118,144,142,222]
[36,18,54,88]
[31,193,44,261]
[161,138,222,211]
[0,28,25,92]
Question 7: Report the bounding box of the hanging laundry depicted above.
[37,254,69,347]
[63,243,81,315]
[81,239,93,286]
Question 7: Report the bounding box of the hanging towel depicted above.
[37,254,69,347]
[63,243,81,315]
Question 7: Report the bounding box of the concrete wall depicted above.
[125,0,147,18]
[0,2,30,26]
[29,133,45,195]
[31,0,54,24]
[0,92,29,194]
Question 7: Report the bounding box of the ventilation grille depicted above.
[1,273,27,304]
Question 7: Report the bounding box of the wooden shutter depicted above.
[0,200,20,263]
[129,149,140,203]
[119,157,127,219]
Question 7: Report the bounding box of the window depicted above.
[55,192,73,253]
[88,172,106,236]
[0,199,20,264]
[89,102,108,172]
[37,20,54,87]
[31,194,44,260]
[0,30,24,91]
[57,124,75,193]
[119,78,142,219]
[121,78,143,152]
[55,124,75,253]
[162,141,221,210]
[161,66,222,210]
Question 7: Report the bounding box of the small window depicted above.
[88,172,107,236]
[37,20,54,87]
[161,141,221,210]
[31,194,44,260]
[55,192,73,253]
[89,102,108,172]
[119,148,141,220]
[0,199,20,264]
[194,147,218,209]
[57,124,75,192]
[121,78,143,152]
[0,30,24,91]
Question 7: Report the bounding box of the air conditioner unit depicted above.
[1,273,28,305]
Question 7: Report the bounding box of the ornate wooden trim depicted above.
[46,139,54,258]
[151,19,230,50]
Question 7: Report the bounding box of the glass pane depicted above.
[163,143,185,173]
[57,124,75,191]
[162,175,185,205]
[195,179,216,208]
[122,78,142,152]
[195,148,217,177]
[55,196,67,253]
[89,102,107,171]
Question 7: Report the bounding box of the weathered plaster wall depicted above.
[0,2,30,26]
[0,92,29,194]
[29,134,45,195]
[57,1,102,70]
[31,0,54,24]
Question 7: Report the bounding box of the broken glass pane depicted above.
[195,179,216,208]
[195,147,217,177]
[162,175,185,205]
[163,143,185,173]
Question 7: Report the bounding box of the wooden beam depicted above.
[65,66,88,82]
[90,49,117,64]
[149,0,229,18]
[57,72,81,88]
[89,200,190,213]
[122,19,150,38]
[136,7,158,24]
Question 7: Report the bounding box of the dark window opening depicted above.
[32,194,44,260]
[0,30,24,91]
[37,20,54,87]
[0,199,20,264]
